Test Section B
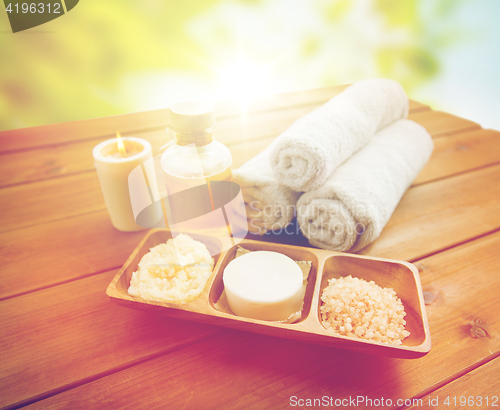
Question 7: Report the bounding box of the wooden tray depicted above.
[106,229,431,358]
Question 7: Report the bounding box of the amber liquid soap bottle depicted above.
[161,101,233,235]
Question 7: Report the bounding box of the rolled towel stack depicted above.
[233,78,430,248]
[269,78,409,191]
[232,149,300,235]
[297,119,433,252]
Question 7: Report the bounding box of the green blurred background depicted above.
[1,0,499,131]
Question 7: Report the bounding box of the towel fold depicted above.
[269,78,409,192]
[233,149,301,235]
[296,119,433,252]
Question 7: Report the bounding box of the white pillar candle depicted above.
[93,136,162,232]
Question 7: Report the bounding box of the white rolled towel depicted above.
[297,119,433,252]
[233,149,301,236]
[269,79,409,192]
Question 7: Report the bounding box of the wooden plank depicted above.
[0,211,146,300]
[409,99,430,112]
[360,164,500,261]
[408,110,481,138]
[205,99,429,146]
[216,94,428,123]
[0,270,223,410]
[0,104,327,187]
[19,231,500,410]
[226,100,429,149]
[1,129,499,242]
[407,357,500,409]
[231,139,274,169]
[414,128,500,185]
[0,79,427,154]
[0,129,168,188]
[0,86,347,154]
[0,172,104,233]
[0,138,101,188]
[234,125,500,175]
[0,101,437,188]
[3,162,500,300]
[0,108,170,154]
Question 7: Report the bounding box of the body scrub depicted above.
[320,275,410,345]
[128,234,214,303]
[223,251,304,321]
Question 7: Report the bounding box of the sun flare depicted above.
[215,54,273,110]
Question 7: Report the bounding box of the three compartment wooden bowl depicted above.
[106,229,431,358]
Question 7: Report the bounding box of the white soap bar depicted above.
[223,251,303,321]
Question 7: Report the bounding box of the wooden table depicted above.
[1,85,499,409]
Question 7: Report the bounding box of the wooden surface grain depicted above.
[0,86,349,153]
[0,270,222,409]
[360,164,500,261]
[1,84,499,410]
[0,98,428,188]
[0,211,145,300]
[18,231,500,409]
[408,110,480,137]
[413,128,500,185]
[0,84,428,154]
[406,357,500,410]
[0,109,487,234]
[0,172,104,233]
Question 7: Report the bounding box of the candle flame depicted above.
[116,131,127,157]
